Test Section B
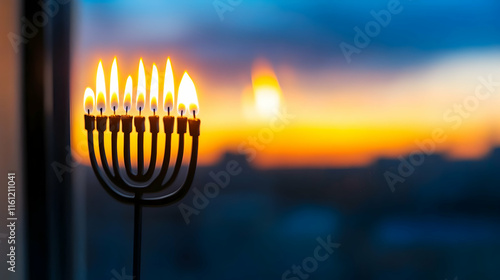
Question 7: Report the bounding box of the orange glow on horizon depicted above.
[71,53,500,170]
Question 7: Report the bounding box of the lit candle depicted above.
[83,87,95,115]
[96,60,106,115]
[177,71,200,136]
[150,63,159,115]
[177,72,199,118]
[123,76,133,115]
[84,87,96,131]
[163,58,174,116]
[110,57,119,115]
[136,58,146,115]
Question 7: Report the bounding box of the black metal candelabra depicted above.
[85,113,200,280]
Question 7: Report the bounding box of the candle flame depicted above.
[177,71,199,117]
[163,58,175,114]
[96,60,106,114]
[110,57,119,113]
[150,63,159,113]
[136,58,146,112]
[83,87,95,114]
[124,75,133,113]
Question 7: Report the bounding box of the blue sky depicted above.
[79,0,500,71]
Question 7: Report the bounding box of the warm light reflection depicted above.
[123,76,133,114]
[163,58,175,115]
[150,63,159,113]
[96,60,106,114]
[252,59,282,118]
[177,72,199,117]
[83,87,95,114]
[110,57,119,113]
[137,59,146,113]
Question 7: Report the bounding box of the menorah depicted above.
[85,114,199,279]
[83,58,201,280]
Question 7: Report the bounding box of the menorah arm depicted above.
[122,132,149,182]
[141,131,158,181]
[98,131,118,182]
[156,132,173,183]
[137,131,144,175]
[122,131,146,181]
[87,130,135,204]
[98,130,144,192]
[113,130,158,185]
[123,116,159,183]
[111,132,121,178]
[141,135,198,206]
[146,133,184,192]
[123,132,138,179]
[110,132,150,192]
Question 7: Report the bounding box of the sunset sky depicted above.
[71,0,500,168]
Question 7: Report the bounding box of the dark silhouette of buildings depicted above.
[86,148,500,279]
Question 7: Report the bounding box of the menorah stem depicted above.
[133,195,143,280]
[137,132,144,175]
[135,116,146,176]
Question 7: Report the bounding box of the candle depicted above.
[96,60,106,115]
[110,57,119,115]
[83,87,95,115]
[163,58,174,116]
[177,72,199,118]
[150,63,159,115]
[136,59,146,115]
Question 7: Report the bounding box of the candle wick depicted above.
[153,109,156,116]
[181,110,184,117]
[126,106,128,115]
[139,107,142,116]
[87,109,90,115]
[193,110,196,119]
[113,106,116,115]
[100,108,102,116]
[167,107,170,116]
